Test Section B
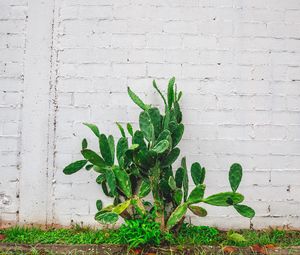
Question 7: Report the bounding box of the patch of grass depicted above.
[170,224,221,246]
[230,229,300,247]
[0,224,299,249]
[0,225,115,245]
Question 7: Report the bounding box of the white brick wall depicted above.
[1,0,300,229]
[0,0,27,227]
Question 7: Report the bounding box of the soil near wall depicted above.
[1,243,300,255]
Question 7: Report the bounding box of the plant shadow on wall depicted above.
[63,77,255,234]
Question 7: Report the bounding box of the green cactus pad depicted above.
[112,200,131,214]
[148,107,162,138]
[161,148,180,167]
[234,204,255,218]
[166,203,187,230]
[229,163,243,192]
[96,200,103,211]
[131,198,146,215]
[168,176,177,190]
[172,123,184,148]
[167,77,175,109]
[181,157,189,202]
[85,164,93,171]
[173,189,183,205]
[107,135,115,164]
[113,167,132,198]
[189,205,207,217]
[138,179,151,198]
[204,192,244,206]
[127,87,149,111]
[81,149,106,168]
[83,123,100,138]
[106,169,117,196]
[82,138,88,150]
[153,80,167,108]
[187,184,205,204]
[116,122,126,137]
[116,137,128,166]
[174,101,182,123]
[127,123,133,136]
[99,134,114,166]
[96,174,105,184]
[191,162,205,185]
[63,160,87,175]
[152,140,169,154]
[175,167,184,188]
[139,111,155,142]
[157,130,171,143]
[95,211,118,224]
[132,130,147,149]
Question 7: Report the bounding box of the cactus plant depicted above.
[63,77,255,231]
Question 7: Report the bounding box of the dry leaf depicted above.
[0,234,6,240]
[265,244,276,249]
[251,244,267,254]
[131,248,142,255]
[222,246,237,253]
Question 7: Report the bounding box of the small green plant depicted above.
[174,224,220,245]
[63,77,255,232]
[110,217,163,248]
[227,232,246,244]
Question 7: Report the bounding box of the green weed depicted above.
[0,224,299,249]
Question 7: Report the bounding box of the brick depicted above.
[111,34,146,49]
[288,67,300,80]
[148,63,182,78]
[267,23,288,38]
[9,6,27,20]
[57,78,95,93]
[199,21,233,36]
[59,63,111,78]
[127,19,163,34]
[270,202,300,216]
[59,48,127,64]
[163,21,198,34]
[128,49,164,63]
[56,107,90,123]
[62,0,113,6]
[112,63,146,78]
[254,125,287,140]
[146,34,182,49]
[2,121,19,136]
[183,35,217,49]
[288,125,300,140]
[0,20,26,33]
[237,51,269,65]
[164,49,200,64]
[271,171,300,185]
[55,199,89,215]
[270,0,300,10]
[235,22,267,37]
[239,9,285,23]
[78,6,112,19]
[217,124,253,140]
[58,33,111,48]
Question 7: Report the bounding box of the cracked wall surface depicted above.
[1,0,300,229]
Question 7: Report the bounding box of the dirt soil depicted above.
[1,243,300,254]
